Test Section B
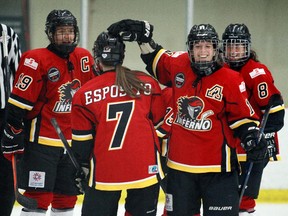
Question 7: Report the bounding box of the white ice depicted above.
[10,202,288,215]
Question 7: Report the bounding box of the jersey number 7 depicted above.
[107,100,134,150]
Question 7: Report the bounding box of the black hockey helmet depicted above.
[45,9,79,55]
[187,24,220,76]
[222,23,251,69]
[93,32,125,66]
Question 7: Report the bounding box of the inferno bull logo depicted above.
[175,96,213,131]
[53,79,81,113]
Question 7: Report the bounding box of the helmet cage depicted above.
[187,39,219,76]
[187,24,219,76]
[222,39,251,68]
[221,23,251,68]
[93,32,125,66]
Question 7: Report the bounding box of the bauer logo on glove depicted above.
[107,19,154,43]
[1,123,25,161]
[240,127,268,162]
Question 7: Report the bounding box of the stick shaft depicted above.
[239,104,272,205]
[50,118,80,170]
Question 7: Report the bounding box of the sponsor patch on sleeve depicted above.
[24,58,39,70]
[239,81,246,92]
[249,68,266,79]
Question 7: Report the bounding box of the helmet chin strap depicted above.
[228,59,247,71]
[191,61,216,77]
[48,43,76,58]
[55,43,76,56]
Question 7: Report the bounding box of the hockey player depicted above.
[156,85,173,193]
[222,23,285,215]
[0,23,22,216]
[157,86,173,157]
[70,31,166,216]
[107,20,268,216]
[0,10,95,215]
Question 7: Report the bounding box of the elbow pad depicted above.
[264,109,285,132]
[138,39,161,54]
[139,40,163,74]
[5,103,26,129]
[264,94,285,132]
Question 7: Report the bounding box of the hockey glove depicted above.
[265,132,278,161]
[241,127,268,162]
[1,123,25,161]
[107,19,153,43]
[75,164,89,194]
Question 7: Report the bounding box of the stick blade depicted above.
[16,192,38,209]
[12,154,38,209]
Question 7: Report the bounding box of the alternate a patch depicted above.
[24,58,38,70]
[175,73,185,88]
[48,67,60,82]
[28,171,45,188]
[148,165,158,174]
[205,84,223,102]
[249,68,266,79]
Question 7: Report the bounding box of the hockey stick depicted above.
[3,31,37,209]
[2,30,11,101]
[238,103,272,205]
[50,118,81,170]
[11,154,38,209]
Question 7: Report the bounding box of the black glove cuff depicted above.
[233,122,258,139]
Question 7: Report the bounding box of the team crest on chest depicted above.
[205,84,223,102]
[175,96,213,131]
[53,79,81,113]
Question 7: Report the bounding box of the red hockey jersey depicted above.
[156,86,173,156]
[229,59,285,160]
[71,71,166,190]
[151,50,260,173]
[8,47,95,147]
